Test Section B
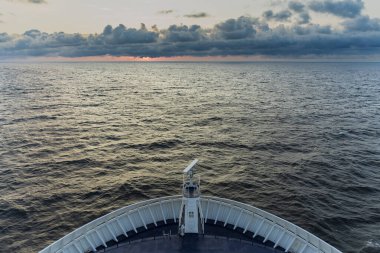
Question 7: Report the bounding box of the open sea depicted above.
[0,62,379,253]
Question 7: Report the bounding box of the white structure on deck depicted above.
[178,159,204,235]
[39,160,343,253]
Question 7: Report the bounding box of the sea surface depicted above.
[0,62,379,253]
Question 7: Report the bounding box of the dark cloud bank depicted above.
[1,0,380,59]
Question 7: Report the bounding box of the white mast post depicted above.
[178,159,204,236]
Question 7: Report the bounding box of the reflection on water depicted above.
[0,62,379,253]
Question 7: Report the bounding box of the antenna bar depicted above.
[183,159,199,174]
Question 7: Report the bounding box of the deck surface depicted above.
[95,223,285,253]
[102,236,281,253]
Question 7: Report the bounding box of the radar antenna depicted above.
[183,158,198,183]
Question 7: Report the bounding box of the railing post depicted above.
[147,205,157,226]
[84,235,97,252]
[137,208,147,229]
[205,199,210,223]
[253,218,264,238]
[214,202,222,224]
[95,230,107,248]
[127,214,137,233]
[224,205,233,227]
[159,202,167,224]
[171,200,177,222]
[285,236,296,252]
[243,212,254,233]
[233,210,243,230]
[106,224,118,242]
[115,219,128,238]
[263,224,275,243]
[274,230,285,248]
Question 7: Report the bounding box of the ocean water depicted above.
[0,62,379,253]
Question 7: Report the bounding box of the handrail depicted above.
[39,195,182,253]
[39,195,342,253]
[201,196,342,253]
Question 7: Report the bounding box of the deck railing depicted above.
[39,196,182,253]
[39,195,342,253]
[201,196,342,253]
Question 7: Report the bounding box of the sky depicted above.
[1,0,380,60]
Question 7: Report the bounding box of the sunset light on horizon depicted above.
[1,0,380,60]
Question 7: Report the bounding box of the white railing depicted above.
[39,196,183,253]
[201,196,342,253]
[39,195,342,253]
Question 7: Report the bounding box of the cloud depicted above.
[263,10,292,22]
[292,24,332,35]
[297,12,311,24]
[309,0,364,18]
[10,0,46,3]
[163,25,205,42]
[213,16,257,39]
[342,15,380,31]
[0,33,12,42]
[98,24,158,44]
[1,16,380,59]
[184,12,210,18]
[158,10,174,14]
[288,1,305,13]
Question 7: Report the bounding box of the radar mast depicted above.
[178,159,204,236]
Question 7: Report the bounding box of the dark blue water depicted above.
[0,62,379,253]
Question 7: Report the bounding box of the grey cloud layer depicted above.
[263,10,292,22]
[309,0,364,18]
[288,1,306,12]
[342,15,380,31]
[1,0,380,59]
